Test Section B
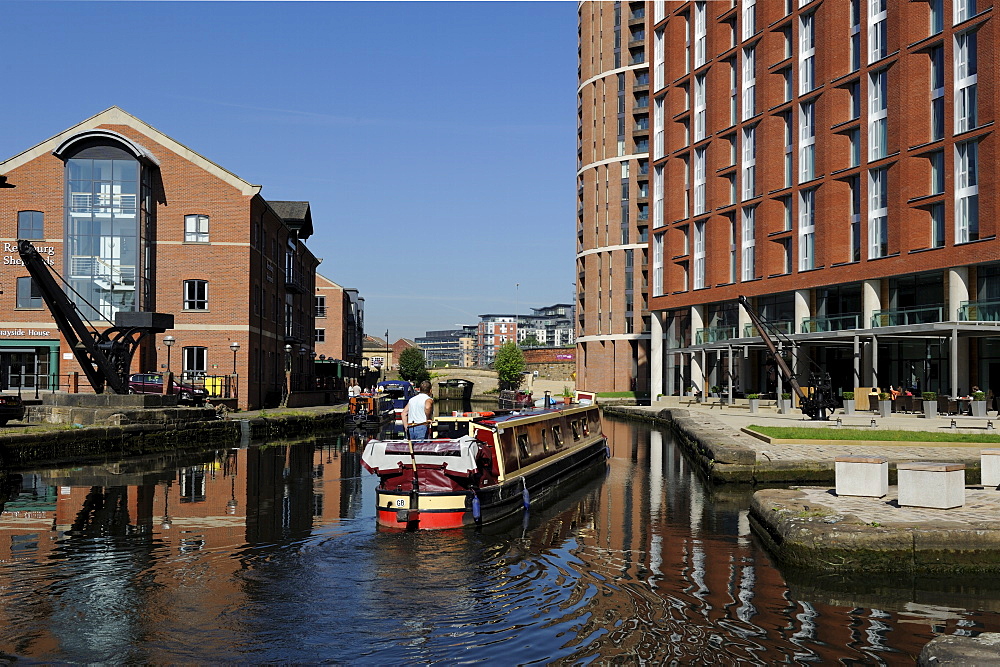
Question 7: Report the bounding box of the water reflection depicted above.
[0,421,994,662]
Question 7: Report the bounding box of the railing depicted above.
[959,299,1000,322]
[695,325,736,345]
[800,313,861,333]
[743,321,794,337]
[69,192,137,215]
[315,306,327,318]
[871,305,943,327]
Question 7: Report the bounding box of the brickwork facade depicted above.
[0,107,319,409]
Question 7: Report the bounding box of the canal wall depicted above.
[1,408,347,469]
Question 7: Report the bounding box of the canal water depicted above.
[0,416,998,663]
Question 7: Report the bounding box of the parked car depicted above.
[128,373,208,406]
[0,395,25,426]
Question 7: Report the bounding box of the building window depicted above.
[16,276,41,308]
[315,294,327,318]
[693,220,706,289]
[652,232,664,296]
[930,150,945,194]
[799,189,816,271]
[869,167,888,258]
[781,238,793,274]
[729,217,737,283]
[729,60,738,125]
[930,45,945,140]
[184,214,209,243]
[849,175,862,261]
[869,70,887,161]
[742,0,756,41]
[782,195,793,231]
[653,165,664,228]
[956,140,979,243]
[654,97,665,159]
[694,147,707,215]
[955,31,978,134]
[799,102,815,183]
[182,346,207,378]
[783,111,793,187]
[742,125,756,200]
[315,328,326,343]
[930,0,943,33]
[955,0,976,25]
[654,28,665,90]
[930,202,946,248]
[17,211,44,240]
[183,279,208,310]
[799,13,815,94]
[742,46,756,120]
[849,80,861,120]
[694,75,706,142]
[869,0,887,63]
[741,207,756,282]
[849,128,861,167]
[850,0,861,71]
[694,1,707,68]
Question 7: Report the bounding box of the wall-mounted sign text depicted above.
[0,329,52,337]
[3,243,55,266]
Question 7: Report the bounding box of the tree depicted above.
[519,335,542,348]
[398,347,430,384]
[493,341,526,390]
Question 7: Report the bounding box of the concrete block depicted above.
[981,449,1000,487]
[897,462,965,509]
[835,455,888,497]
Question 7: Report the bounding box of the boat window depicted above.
[581,418,590,436]
[516,433,530,460]
[571,420,581,441]
[552,425,563,447]
[541,428,549,452]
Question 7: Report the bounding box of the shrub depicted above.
[922,392,937,400]
[842,391,855,400]
[974,391,986,400]
[781,392,791,400]
[710,385,721,393]
[878,392,890,401]
[747,393,760,400]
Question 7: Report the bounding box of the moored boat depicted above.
[376,380,416,424]
[347,391,394,428]
[360,400,607,530]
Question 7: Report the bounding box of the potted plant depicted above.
[878,391,892,418]
[922,391,937,419]
[710,385,721,398]
[561,386,573,405]
[842,391,855,415]
[972,390,988,417]
[747,393,760,415]
[778,392,792,414]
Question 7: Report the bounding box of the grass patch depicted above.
[749,425,1000,443]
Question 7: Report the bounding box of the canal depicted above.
[0,415,997,662]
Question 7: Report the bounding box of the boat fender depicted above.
[471,491,482,522]
[606,445,611,459]
[521,478,530,510]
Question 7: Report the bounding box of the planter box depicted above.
[923,400,937,419]
[972,400,988,417]
[778,399,792,414]
[835,455,888,498]
[897,462,966,509]
[748,399,759,415]
[982,449,1000,487]
[842,399,855,415]
[878,400,892,418]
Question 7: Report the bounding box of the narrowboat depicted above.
[347,391,394,428]
[360,401,607,530]
[376,380,416,424]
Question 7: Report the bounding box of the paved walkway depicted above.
[790,486,1000,525]
[639,399,1000,465]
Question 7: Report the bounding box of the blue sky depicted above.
[0,1,578,341]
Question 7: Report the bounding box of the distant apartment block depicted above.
[416,327,476,367]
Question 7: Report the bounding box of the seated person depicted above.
[890,385,901,400]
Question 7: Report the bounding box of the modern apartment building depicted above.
[517,303,576,348]
[416,327,476,367]
[576,1,652,394]
[476,314,517,366]
[640,0,1000,399]
[0,107,320,409]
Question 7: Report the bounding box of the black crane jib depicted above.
[17,240,174,395]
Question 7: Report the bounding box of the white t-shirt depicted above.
[406,392,431,424]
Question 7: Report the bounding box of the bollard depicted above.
[951,419,957,430]
[989,421,995,431]
[870,418,876,428]
[836,417,843,427]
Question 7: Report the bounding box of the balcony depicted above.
[871,305,943,327]
[800,313,861,333]
[695,325,736,345]
[744,321,794,337]
[959,299,1000,322]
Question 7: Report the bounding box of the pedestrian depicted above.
[402,380,434,440]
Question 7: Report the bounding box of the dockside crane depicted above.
[17,240,173,395]
[737,295,837,420]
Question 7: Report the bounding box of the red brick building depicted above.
[576,2,652,394]
[583,1,1000,399]
[0,107,319,409]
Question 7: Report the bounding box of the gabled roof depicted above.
[268,200,314,239]
[0,106,262,197]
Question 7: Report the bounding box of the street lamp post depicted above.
[163,335,175,373]
[230,341,240,400]
[281,343,292,407]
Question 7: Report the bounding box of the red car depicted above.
[128,373,208,406]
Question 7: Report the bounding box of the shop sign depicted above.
[3,243,55,266]
[0,329,52,337]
